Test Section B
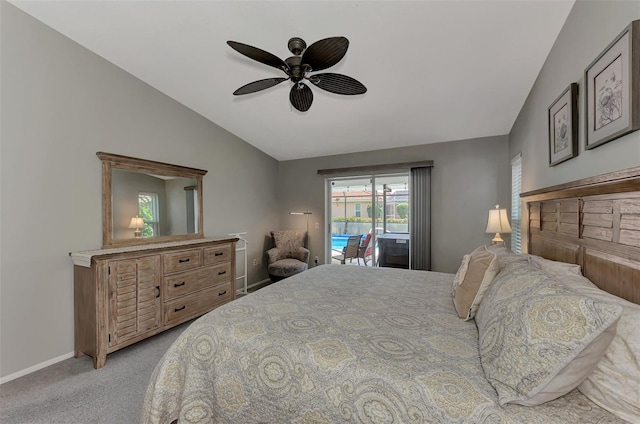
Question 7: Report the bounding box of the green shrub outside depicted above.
[332,216,408,223]
[397,203,409,219]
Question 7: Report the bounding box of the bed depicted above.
[141,167,640,424]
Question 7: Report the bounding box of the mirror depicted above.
[98,152,207,248]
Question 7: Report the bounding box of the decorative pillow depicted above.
[451,254,471,291]
[485,243,528,270]
[452,246,499,321]
[475,262,623,406]
[553,274,640,423]
[525,254,583,278]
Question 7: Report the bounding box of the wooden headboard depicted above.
[521,166,640,305]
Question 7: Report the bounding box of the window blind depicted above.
[511,154,522,253]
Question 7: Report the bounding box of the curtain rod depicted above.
[317,160,433,176]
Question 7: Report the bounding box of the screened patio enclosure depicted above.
[328,174,410,268]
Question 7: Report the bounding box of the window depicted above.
[511,154,522,253]
[138,192,159,237]
[355,203,361,217]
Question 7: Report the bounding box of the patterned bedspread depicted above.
[141,265,623,424]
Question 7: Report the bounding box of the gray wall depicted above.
[165,178,193,236]
[278,135,511,274]
[510,0,640,193]
[0,3,278,380]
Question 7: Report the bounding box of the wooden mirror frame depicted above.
[97,152,207,249]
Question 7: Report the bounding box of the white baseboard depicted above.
[247,278,271,291]
[1,351,75,385]
[236,278,271,295]
[3,280,274,385]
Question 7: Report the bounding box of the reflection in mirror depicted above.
[111,169,198,240]
[97,152,207,248]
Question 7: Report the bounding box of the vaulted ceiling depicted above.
[9,1,575,160]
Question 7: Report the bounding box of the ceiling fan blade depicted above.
[301,37,349,72]
[233,78,289,95]
[290,82,313,112]
[309,73,367,95]
[227,41,289,73]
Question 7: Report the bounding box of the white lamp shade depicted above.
[128,216,145,229]
[485,207,512,234]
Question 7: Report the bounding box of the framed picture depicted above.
[585,20,640,150]
[548,83,578,166]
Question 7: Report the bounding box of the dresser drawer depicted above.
[163,249,202,274]
[164,283,232,327]
[164,263,232,301]
[203,244,232,266]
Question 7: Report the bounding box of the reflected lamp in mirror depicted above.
[485,204,511,244]
[128,216,145,238]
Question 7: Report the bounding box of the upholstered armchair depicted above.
[266,230,310,282]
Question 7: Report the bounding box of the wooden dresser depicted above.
[70,237,237,368]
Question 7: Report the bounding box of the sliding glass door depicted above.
[327,173,410,267]
[374,175,410,268]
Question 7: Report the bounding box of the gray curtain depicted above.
[410,166,431,270]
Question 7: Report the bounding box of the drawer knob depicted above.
[174,281,186,287]
[218,270,227,276]
[174,305,186,312]
[218,290,227,296]
[178,258,190,263]
[214,252,224,257]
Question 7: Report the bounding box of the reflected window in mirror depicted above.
[138,192,159,237]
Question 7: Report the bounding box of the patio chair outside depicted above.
[357,233,374,266]
[332,234,362,264]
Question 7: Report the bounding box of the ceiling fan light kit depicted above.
[227,36,367,112]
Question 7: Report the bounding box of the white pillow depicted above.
[525,254,583,278]
[451,254,470,291]
[554,273,640,423]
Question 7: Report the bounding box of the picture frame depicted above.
[584,20,640,150]
[548,83,578,166]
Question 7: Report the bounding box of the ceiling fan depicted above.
[227,36,367,112]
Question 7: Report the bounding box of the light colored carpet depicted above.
[0,320,193,424]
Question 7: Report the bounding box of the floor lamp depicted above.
[290,211,312,247]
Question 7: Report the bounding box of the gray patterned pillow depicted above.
[475,262,623,406]
[485,243,528,270]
